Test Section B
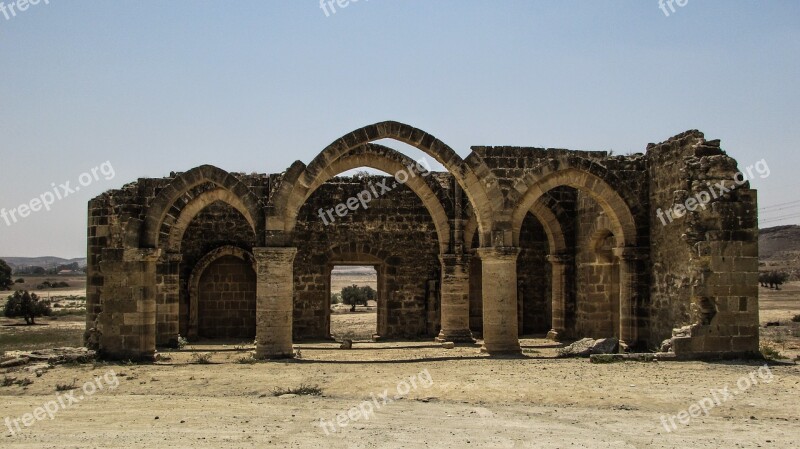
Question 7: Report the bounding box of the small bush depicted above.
[271,384,323,397]
[190,352,213,364]
[4,290,52,324]
[176,335,188,349]
[14,278,24,284]
[2,376,16,387]
[760,342,787,361]
[236,356,257,364]
[792,314,800,323]
[55,379,78,391]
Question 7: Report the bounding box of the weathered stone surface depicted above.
[1,348,96,367]
[559,338,619,358]
[85,124,759,360]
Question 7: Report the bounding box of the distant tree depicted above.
[759,272,769,287]
[331,293,343,305]
[4,291,52,325]
[341,285,376,311]
[15,278,24,284]
[761,271,789,290]
[0,259,12,290]
[17,266,47,276]
[769,271,790,290]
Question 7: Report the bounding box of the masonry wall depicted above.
[517,213,550,335]
[574,193,620,338]
[196,255,257,339]
[179,202,258,338]
[85,128,759,359]
[292,175,445,339]
[647,132,760,356]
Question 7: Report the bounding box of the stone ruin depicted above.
[85,121,760,360]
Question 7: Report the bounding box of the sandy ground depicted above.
[1,283,799,447]
[330,311,377,341]
[1,341,798,448]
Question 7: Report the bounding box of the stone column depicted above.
[477,247,522,355]
[546,254,572,341]
[254,247,297,360]
[98,247,160,361]
[436,254,474,343]
[613,247,641,351]
[157,252,182,347]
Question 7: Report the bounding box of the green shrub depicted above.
[4,291,52,324]
[760,342,787,361]
[791,314,800,323]
[190,352,213,364]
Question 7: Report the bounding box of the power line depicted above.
[760,199,800,211]
[760,212,800,224]
[760,203,800,215]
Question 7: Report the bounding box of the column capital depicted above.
[253,247,298,264]
[476,247,521,261]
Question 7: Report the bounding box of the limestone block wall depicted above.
[292,175,446,339]
[178,202,258,338]
[196,255,257,339]
[84,123,759,359]
[647,132,760,356]
[574,193,621,338]
[517,213,550,334]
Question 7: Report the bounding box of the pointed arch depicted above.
[512,168,637,248]
[269,121,502,246]
[277,143,452,254]
[133,165,264,249]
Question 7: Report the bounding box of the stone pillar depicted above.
[97,247,160,361]
[157,252,182,347]
[614,247,641,351]
[477,247,521,355]
[546,254,572,341]
[254,247,297,360]
[436,254,474,343]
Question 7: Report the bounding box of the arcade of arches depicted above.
[86,122,760,361]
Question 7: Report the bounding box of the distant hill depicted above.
[759,225,800,280]
[0,256,87,270]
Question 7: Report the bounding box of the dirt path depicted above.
[2,340,799,448]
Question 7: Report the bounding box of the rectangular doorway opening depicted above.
[330,265,378,341]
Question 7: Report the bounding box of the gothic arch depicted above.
[511,168,637,248]
[278,144,452,254]
[269,121,502,246]
[187,245,255,339]
[130,165,264,249]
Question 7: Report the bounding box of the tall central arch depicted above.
[269,121,502,247]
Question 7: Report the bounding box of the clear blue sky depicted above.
[0,1,798,258]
